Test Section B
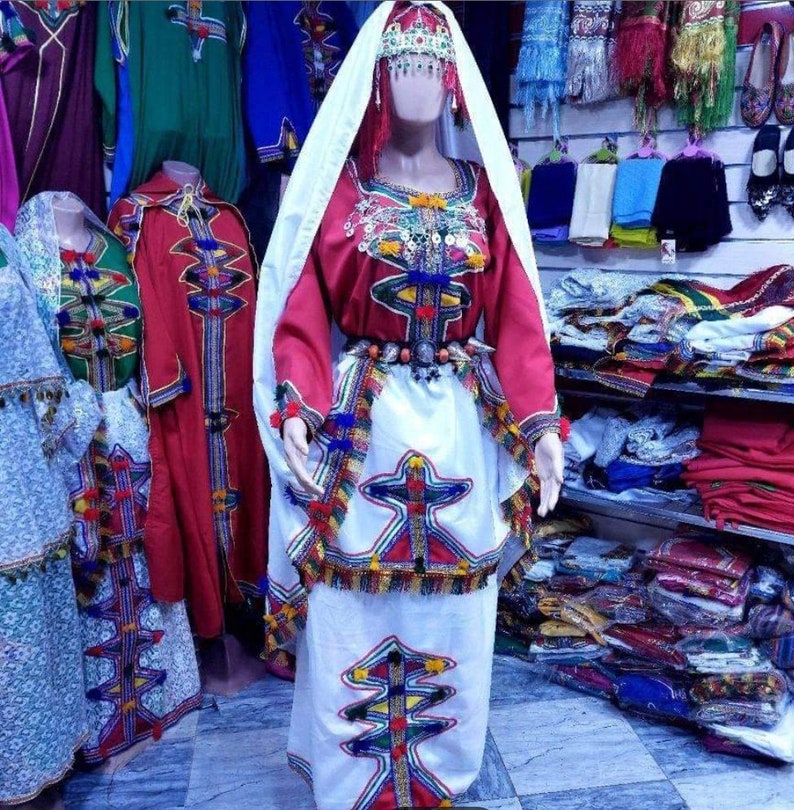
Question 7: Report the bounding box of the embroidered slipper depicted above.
[776,27,794,124]
[780,127,794,217]
[747,124,781,221]
[742,21,784,128]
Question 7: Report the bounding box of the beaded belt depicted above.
[345,337,493,380]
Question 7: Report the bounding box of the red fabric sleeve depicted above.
[273,240,332,436]
[481,174,560,445]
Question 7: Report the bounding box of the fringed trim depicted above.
[0,375,64,402]
[0,528,73,582]
[566,40,613,105]
[502,479,539,553]
[289,360,388,585]
[318,561,497,597]
[264,594,308,653]
[592,364,652,398]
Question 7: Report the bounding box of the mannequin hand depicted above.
[282,417,324,497]
[534,432,564,518]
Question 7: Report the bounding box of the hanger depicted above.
[626,134,667,161]
[538,136,573,165]
[584,135,619,164]
[673,130,717,161]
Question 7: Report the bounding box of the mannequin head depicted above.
[52,195,90,250]
[356,2,467,178]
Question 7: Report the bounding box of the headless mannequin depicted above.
[283,55,564,515]
[162,159,201,188]
[52,196,91,251]
[159,162,268,692]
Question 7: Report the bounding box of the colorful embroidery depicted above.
[347,160,486,345]
[287,358,387,585]
[264,577,308,654]
[29,0,81,29]
[340,636,456,810]
[257,117,300,163]
[295,2,343,105]
[58,233,140,392]
[163,200,251,562]
[355,451,473,573]
[167,0,227,62]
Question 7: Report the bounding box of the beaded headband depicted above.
[376,4,456,70]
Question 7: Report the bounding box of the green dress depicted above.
[95,0,247,203]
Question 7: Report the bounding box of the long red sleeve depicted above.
[481,176,559,445]
[273,240,333,435]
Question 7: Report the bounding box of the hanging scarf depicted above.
[566,1,621,105]
[514,1,571,135]
[672,1,739,133]
[616,1,678,133]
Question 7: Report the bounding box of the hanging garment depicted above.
[109,172,268,639]
[0,1,104,216]
[611,157,665,228]
[569,162,618,246]
[0,226,99,804]
[672,0,740,133]
[0,4,33,230]
[95,1,247,204]
[244,1,358,164]
[566,1,621,105]
[15,193,202,763]
[514,0,570,133]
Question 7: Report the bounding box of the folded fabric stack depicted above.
[526,160,577,243]
[496,524,794,762]
[683,402,794,535]
[610,157,664,248]
[564,403,700,506]
[549,265,794,395]
[569,162,618,247]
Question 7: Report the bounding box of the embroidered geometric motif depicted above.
[101,444,150,548]
[360,451,472,573]
[168,200,250,559]
[340,635,456,810]
[294,2,343,106]
[347,161,487,344]
[167,0,227,62]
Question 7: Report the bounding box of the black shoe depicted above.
[780,128,794,218]
[747,124,781,221]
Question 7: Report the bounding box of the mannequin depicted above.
[256,4,563,807]
[108,162,269,688]
[283,52,564,516]
[15,191,203,768]
[162,159,202,189]
[52,197,91,251]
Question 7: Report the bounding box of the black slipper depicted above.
[747,124,781,221]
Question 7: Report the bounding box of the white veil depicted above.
[253,0,548,477]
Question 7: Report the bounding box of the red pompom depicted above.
[269,411,282,429]
[83,252,96,264]
[389,717,408,732]
[61,249,77,263]
[560,416,571,442]
[152,630,165,644]
[152,720,163,741]
[285,401,301,418]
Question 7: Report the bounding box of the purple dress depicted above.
[0,1,104,217]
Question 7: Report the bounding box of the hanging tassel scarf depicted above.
[566,1,621,105]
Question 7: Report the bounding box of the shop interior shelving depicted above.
[554,364,794,548]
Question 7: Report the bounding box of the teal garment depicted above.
[97,1,247,202]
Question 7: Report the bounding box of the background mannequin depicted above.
[283,53,564,516]
[162,159,201,188]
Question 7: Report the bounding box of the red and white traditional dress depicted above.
[266,158,557,807]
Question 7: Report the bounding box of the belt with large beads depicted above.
[345,337,493,381]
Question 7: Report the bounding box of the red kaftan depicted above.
[109,172,268,638]
[274,158,557,442]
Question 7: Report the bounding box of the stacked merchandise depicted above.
[549,265,794,395]
[526,152,577,244]
[683,402,794,535]
[610,150,665,249]
[497,524,794,763]
[564,403,701,507]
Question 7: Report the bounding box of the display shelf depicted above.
[561,488,794,548]
[555,365,794,406]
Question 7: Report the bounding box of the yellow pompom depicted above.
[425,658,445,675]
[370,553,380,572]
[352,667,369,682]
[408,455,424,470]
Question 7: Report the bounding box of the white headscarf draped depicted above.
[253,0,548,476]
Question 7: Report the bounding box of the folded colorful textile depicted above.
[616,673,691,721]
[747,605,794,640]
[610,224,659,248]
[693,698,785,729]
[709,703,794,763]
[677,633,769,674]
[604,624,686,669]
[690,670,789,705]
[527,161,577,229]
[764,635,794,669]
[653,565,750,608]
[549,663,617,698]
[649,580,745,629]
[612,157,666,227]
[561,535,638,578]
[647,536,752,581]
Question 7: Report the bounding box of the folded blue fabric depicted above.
[527,161,577,229]
[612,157,665,229]
[616,674,691,721]
[605,460,683,493]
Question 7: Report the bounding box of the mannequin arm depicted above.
[534,432,564,517]
[282,417,323,497]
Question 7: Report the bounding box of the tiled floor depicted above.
[62,655,794,810]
